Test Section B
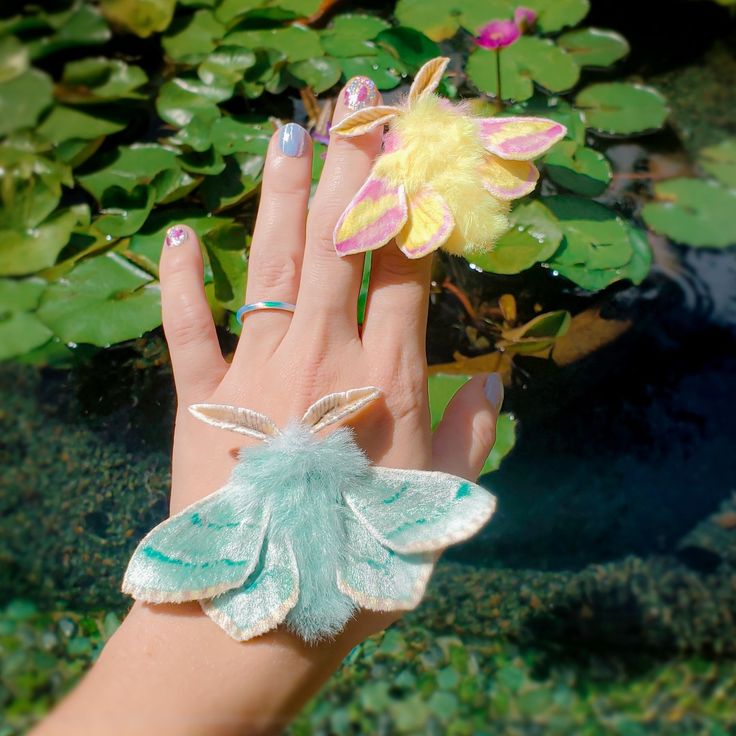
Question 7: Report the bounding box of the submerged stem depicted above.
[495,49,503,112]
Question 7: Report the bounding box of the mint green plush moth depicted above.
[123,387,496,643]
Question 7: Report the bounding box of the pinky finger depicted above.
[160,225,228,402]
[431,374,504,480]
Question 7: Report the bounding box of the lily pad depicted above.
[558,27,629,68]
[202,222,248,311]
[0,68,53,136]
[642,178,736,248]
[517,0,590,33]
[287,57,342,93]
[544,142,612,196]
[375,27,440,72]
[320,14,390,57]
[699,138,736,187]
[0,36,29,83]
[156,76,229,127]
[394,0,512,41]
[0,278,53,361]
[95,184,156,237]
[0,209,79,276]
[336,49,407,90]
[37,252,161,346]
[37,106,127,144]
[225,25,323,63]
[27,5,111,59]
[59,58,148,103]
[469,200,562,274]
[198,46,256,86]
[576,83,668,134]
[100,0,176,37]
[199,153,264,211]
[162,9,226,62]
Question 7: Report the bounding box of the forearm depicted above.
[31,602,383,736]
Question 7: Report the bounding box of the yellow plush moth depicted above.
[332,56,566,259]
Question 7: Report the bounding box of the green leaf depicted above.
[77,145,181,201]
[156,76,228,127]
[469,200,562,274]
[642,178,736,248]
[699,138,736,187]
[558,27,629,68]
[214,0,266,23]
[467,38,579,101]
[179,147,226,175]
[544,195,636,290]
[622,224,652,285]
[198,46,256,86]
[375,27,440,72]
[202,223,248,311]
[507,96,586,145]
[519,0,590,33]
[162,9,226,62]
[0,36,29,83]
[95,184,156,237]
[287,57,341,93]
[37,253,161,346]
[395,0,512,41]
[0,278,53,361]
[576,83,668,134]
[169,107,221,151]
[0,209,79,276]
[483,412,517,475]
[544,142,612,196]
[27,5,111,59]
[60,58,148,102]
[199,153,264,211]
[337,49,407,90]
[225,26,323,63]
[240,48,288,99]
[320,14,390,56]
[210,117,271,156]
[100,0,177,37]
[37,106,126,144]
[0,68,53,136]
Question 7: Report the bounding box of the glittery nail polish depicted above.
[165,225,187,247]
[278,122,306,158]
[343,76,378,110]
[484,373,504,411]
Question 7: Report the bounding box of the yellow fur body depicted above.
[374,94,509,256]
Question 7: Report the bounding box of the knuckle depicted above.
[248,253,300,296]
[164,299,213,351]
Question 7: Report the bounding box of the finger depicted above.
[160,225,228,402]
[360,243,433,358]
[431,374,504,480]
[235,123,313,360]
[292,76,382,339]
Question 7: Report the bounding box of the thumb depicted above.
[431,373,504,480]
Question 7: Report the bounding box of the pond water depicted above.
[1,3,736,734]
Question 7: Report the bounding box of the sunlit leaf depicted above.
[202,222,248,311]
[162,9,225,62]
[156,76,228,127]
[210,117,271,156]
[100,0,177,37]
[0,69,53,136]
[518,0,590,33]
[0,36,29,83]
[395,0,512,41]
[376,27,440,72]
[59,58,148,102]
[37,106,127,144]
[225,25,323,63]
[558,27,629,67]
[544,141,612,196]
[198,46,256,85]
[320,14,390,56]
[642,178,736,248]
[699,138,736,187]
[0,278,52,361]
[337,49,407,90]
[27,5,111,59]
[287,57,341,93]
[95,184,156,237]
[37,252,161,346]
[576,83,668,135]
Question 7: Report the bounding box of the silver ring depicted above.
[236,301,296,324]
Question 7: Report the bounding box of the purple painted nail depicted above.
[165,225,187,247]
[484,373,504,411]
[343,76,378,110]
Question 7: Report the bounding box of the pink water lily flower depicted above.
[476,19,521,50]
[514,6,538,30]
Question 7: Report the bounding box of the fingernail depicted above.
[278,122,306,158]
[484,373,504,411]
[165,225,187,247]
[343,76,378,110]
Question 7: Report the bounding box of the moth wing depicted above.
[334,174,408,256]
[122,482,268,603]
[480,156,539,200]
[478,117,566,160]
[343,468,496,554]
[396,185,455,259]
[201,537,299,641]
[337,515,435,611]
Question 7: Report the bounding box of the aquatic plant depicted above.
[0,0,731,368]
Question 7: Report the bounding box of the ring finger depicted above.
[233,123,313,363]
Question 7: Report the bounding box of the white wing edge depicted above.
[344,468,497,555]
[200,542,299,642]
[188,403,281,441]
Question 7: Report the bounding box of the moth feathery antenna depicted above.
[302,387,382,433]
[188,404,281,441]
